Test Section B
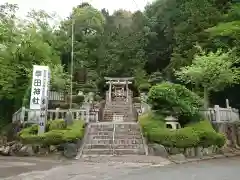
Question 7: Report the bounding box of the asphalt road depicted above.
[1,156,240,180]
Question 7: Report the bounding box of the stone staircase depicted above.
[103,91,136,122]
[81,122,147,156]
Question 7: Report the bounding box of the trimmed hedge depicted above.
[18,120,85,145]
[48,119,66,130]
[139,112,225,148]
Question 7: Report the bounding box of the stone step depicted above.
[114,131,141,134]
[87,135,142,140]
[113,139,143,144]
[114,129,141,133]
[88,131,113,135]
[104,108,131,112]
[114,136,142,140]
[86,138,143,145]
[117,125,139,128]
[83,144,145,155]
[88,135,113,140]
[121,131,140,134]
[114,124,139,128]
[103,113,134,117]
[114,132,142,135]
[88,130,142,136]
[105,103,131,106]
[105,106,131,109]
[104,111,131,115]
[89,126,114,129]
[90,125,114,129]
[109,105,131,107]
[89,129,114,132]
[114,149,146,155]
[104,105,131,108]
[82,122,146,156]
[114,144,144,149]
[84,144,113,149]
[82,148,113,155]
[88,139,113,144]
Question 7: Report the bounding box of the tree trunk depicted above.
[203,87,209,108]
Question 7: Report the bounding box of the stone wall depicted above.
[148,144,222,158]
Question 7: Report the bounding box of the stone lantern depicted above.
[165,116,181,129]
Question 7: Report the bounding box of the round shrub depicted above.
[213,133,226,147]
[174,127,200,148]
[72,95,84,104]
[94,94,102,101]
[139,83,151,92]
[147,82,203,123]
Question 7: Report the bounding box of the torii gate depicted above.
[104,77,134,102]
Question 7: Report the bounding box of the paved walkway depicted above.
[1,156,240,180]
[0,156,67,178]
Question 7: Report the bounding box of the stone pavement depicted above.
[0,155,171,179]
[79,155,172,165]
[2,156,240,180]
[0,156,67,178]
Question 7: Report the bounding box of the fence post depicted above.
[226,99,230,108]
[96,110,99,122]
[86,104,90,123]
[214,105,220,122]
[20,107,26,123]
[55,108,59,120]
[76,110,80,120]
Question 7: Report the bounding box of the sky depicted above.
[2,0,154,19]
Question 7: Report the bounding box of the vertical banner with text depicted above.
[30,65,50,135]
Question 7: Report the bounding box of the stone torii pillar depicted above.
[109,81,112,102]
[126,80,128,102]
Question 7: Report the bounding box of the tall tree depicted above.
[175,47,240,107]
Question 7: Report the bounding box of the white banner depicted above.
[30,65,50,110]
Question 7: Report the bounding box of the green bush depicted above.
[147,82,203,124]
[63,120,85,142]
[139,83,151,92]
[94,94,102,101]
[139,112,226,148]
[42,130,66,145]
[19,124,38,135]
[48,119,66,130]
[133,97,141,103]
[18,120,85,145]
[188,120,226,147]
[72,95,84,104]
